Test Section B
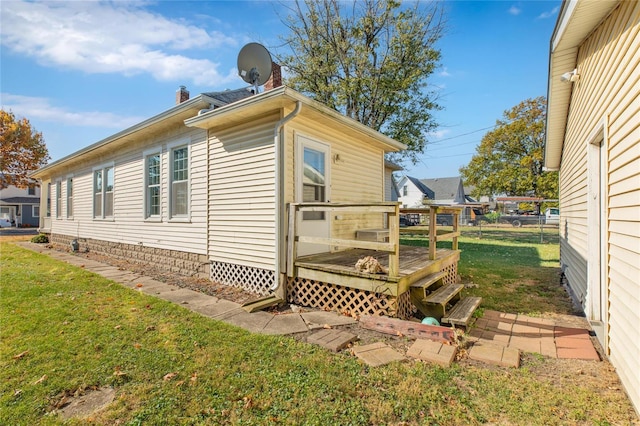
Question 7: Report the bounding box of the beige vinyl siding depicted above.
[284,117,386,241]
[560,1,640,411]
[208,114,278,271]
[48,127,208,254]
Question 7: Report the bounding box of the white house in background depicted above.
[396,175,434,208]
[0,175,41,227]
[31,82,405,298]
[544,0,639,413]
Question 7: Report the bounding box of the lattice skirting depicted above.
[210,261,274,295]
[286,262,457,319]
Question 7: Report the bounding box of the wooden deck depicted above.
[294,246,460,297]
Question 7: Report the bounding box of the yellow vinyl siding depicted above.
[284,117,386,242]
[208,113,278,271]
[47,128,208,254]
[560,1,639,412]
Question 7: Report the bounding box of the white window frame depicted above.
[33,205,40,218]
[46,183,51,217]
[55,180,62,219]
[168,140,190,221]
[93,163,115,220]
[144,149,163,221]
[66,175,74,219]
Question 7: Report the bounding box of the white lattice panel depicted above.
[210,261,274,295]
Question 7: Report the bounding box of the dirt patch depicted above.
[54,386,116,420]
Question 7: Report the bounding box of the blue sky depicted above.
[1,0,560,179]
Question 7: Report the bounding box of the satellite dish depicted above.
[237,43,273,94]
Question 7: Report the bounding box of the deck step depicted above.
[241,294,283,313]
[423,283,464,306]
[441,296,482,326]
[410,271,447,290]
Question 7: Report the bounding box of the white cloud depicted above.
[1,93,145,129]
[439,67,451,77]
[538,6,560,19]
[0,1,239,85]
[427,129,451,140]
[508,5,522,16]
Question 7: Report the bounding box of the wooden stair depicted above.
[409,272,482,325]
[241,294,283,313]
[441,296,482,327]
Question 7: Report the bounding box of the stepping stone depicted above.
[262,314,309,335]
[555,327,599,360]
[407,339,457,367]
[307,329,358,352]
[468,341,520,368]
[351,342,405,367]
[301,311,358,329]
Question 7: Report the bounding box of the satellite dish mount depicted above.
[237,43,273,94]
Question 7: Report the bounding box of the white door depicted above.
[296,136,330,256]
[587,130,607,346]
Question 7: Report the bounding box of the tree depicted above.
[460,97,558,200]
[277,0,445,164]
[0,110,50,189]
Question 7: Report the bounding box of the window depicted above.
[94,170,102,217]
[46,183,51,217]
[146,154,161,218]
[33,205,40,218]
[28,185,36,196]
[56,181,62,218]
[302,146,326,220]
[67,178,73,218]
[403,185,408,196]
[170,146,188,217]
[94,166,114,219]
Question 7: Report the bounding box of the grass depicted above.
[401,226,575,315]
[1,238,638,425]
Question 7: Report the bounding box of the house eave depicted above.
[185,86,407,153]
[30,95,214,180]
[544,0,619,170]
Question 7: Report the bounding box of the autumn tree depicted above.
[277,0,445,163]
[0,110,50,189]
[460,97,558,199]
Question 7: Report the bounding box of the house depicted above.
[544,0,639,413]
[396,175,434,208]
[0,175,41,227]
[31,79,471,320]
[420,176,466,205]
[384,161,402,202]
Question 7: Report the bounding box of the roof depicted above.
[420,177,463,201]
[406,176,434,199]
[185,86,406,152]
[544,0,619,171]
[0,196,40,205]
[384,160,403,171]
[30,95,214,179]
[204,87,255,105]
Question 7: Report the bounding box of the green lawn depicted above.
[1,240,637,425]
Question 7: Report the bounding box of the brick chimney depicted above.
[176,85,189,104]
[263,62,282,91]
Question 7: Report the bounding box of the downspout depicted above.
[271,100,302,292]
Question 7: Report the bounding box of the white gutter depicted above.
[271,101,302,292]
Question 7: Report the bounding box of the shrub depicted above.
[30,234,49,244]
[484,212,501,224]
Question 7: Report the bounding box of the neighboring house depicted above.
[396,175,434,208]
[544,0,639,414]
[0,175,41,227]
[31,84,405,299]
[420,176,466,205]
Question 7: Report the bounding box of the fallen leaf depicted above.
[145,325,156,332]
[175,380,185,387]
[322,324,332,329]
[135,283,143,288]
[34,374,47,384]
[133,343,142,349]
[13,350,29,360]
[163,372,177,381]
[190,373,198,383]
[114,325,122,330]
[113,367,127,377]
[395,331,404,337]
[13,389,22,397]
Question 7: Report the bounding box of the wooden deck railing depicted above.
[400,205,463,260]
[287,203,464,280]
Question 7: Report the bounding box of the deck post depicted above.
[388,203,400,277]
[452,210,459,251]
[286,203,298,277]
[429,206,437,260]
